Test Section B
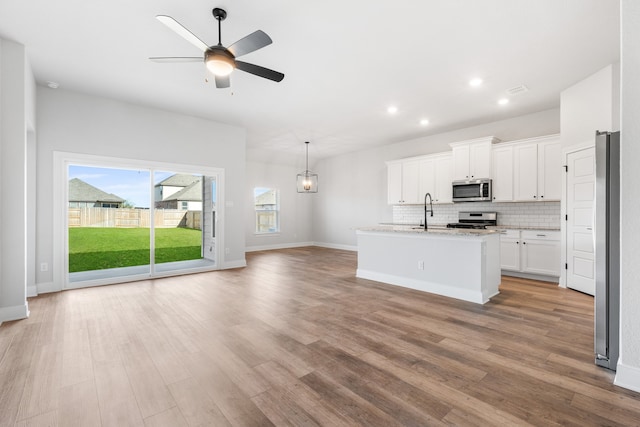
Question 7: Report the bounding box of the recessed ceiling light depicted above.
[420,119,430,126]
[469,78,483,87]
[498,98,509,105]
[46,81,59,89]
[387,105,398,114]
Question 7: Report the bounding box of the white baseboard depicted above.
[37,281,59,294]
[501,270,560,284]
[0,302,30,324]
[245,241,315,252]
[356,268,487,304]
[313,242,358,252]
[222,259,247,269]
[27,285,38,297]
[614,360,640,393]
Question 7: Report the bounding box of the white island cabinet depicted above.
[356,227,501,304]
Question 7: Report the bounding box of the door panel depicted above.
[566,147,595,295]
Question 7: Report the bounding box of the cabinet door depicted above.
[401,160,421,204]
[514,144,538,201]
[452,145,470,181]
[521,235,561,276]
[435,155,453,203]
[500,237,521,271]
[538,140,562,201]
[387,162,403,204]
[418,157,436,201]
[469,142,492,179]
[491,146,513,202]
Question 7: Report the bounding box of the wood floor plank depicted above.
[93,359,144,427]
[0,247,638,426]
[167,377,231,427]
[0,368,28,427]
[142,406,188,427]
[118,338,177,419]
[57,379,101,427]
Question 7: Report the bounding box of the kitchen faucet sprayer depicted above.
[424,193,433,231]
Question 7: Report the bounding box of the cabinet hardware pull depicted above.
[523,242,526,244]
[540,195,544,198]
[536,234,546,237]
[533,195,537,198]
[587,227,592,230]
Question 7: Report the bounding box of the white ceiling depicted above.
[0,0,620,164]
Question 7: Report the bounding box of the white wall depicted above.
[616,0,640,392]
[35,88,247,290]
[561,64,620,147]
[245,160,313,251]
[0,39,35,322]
[312,108,560,249]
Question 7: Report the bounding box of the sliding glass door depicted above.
[60,154,222,289]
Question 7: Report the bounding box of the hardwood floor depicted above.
[1,246,639,426]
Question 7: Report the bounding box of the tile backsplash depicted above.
[392,201,561,229]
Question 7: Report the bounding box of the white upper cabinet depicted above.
[450,137,499,181]
[514,144,539,201]
[387,134,559,206]
[513,135,561,202]
[434,154,453,203]
[538,139,562,201]
[491,145,514,202]
[419,153,452,204]
[387,159,421,204]
[387,162,403,204]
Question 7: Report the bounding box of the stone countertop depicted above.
[487,226,561,231]
[357,225,497,237]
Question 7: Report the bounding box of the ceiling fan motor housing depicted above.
[212,8,227,21]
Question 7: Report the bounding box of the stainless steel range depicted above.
[447,212,497,229]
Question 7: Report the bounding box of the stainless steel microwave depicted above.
[452,179,492,202]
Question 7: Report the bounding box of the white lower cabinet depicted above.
[499,229,561,277]
[498,230,520,271]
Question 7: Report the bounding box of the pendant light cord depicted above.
[305,141,309,173]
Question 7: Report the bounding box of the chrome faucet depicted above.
[424,193,433,230]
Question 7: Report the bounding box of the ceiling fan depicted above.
[150,8,284,88]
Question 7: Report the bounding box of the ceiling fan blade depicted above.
[228,30,272,58]
[215,75,231,88]
[235,61,284,82]
[156,15,209,52]
[149,57,202,63]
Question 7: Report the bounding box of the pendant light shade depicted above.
[297,141,318,193]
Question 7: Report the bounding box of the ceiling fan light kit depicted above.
[205,48,235,76]
[151,7,284,88]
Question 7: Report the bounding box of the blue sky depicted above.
[69,165,174,208]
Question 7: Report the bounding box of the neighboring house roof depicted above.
[68,178,125,203]
[255,189,277,205]
[156,174,201,188]
[162,179,202,202]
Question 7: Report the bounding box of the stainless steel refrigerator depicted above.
[594,130,620,371]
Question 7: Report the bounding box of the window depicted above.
[254,187,279,233]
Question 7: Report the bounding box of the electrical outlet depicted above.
[417,261,424,270]
[40,262,48,272]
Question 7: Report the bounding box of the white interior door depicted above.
[566,147,596,295]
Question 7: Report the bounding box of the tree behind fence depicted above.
[68,207,201,229]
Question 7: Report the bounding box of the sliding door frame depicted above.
[53,151,225,291]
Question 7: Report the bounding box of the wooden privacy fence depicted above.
[68,207,201,229]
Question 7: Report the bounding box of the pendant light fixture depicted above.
[296,141,318,193]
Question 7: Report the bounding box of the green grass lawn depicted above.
[68,227,202,272]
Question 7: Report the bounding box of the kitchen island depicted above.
[356,226,501,304]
